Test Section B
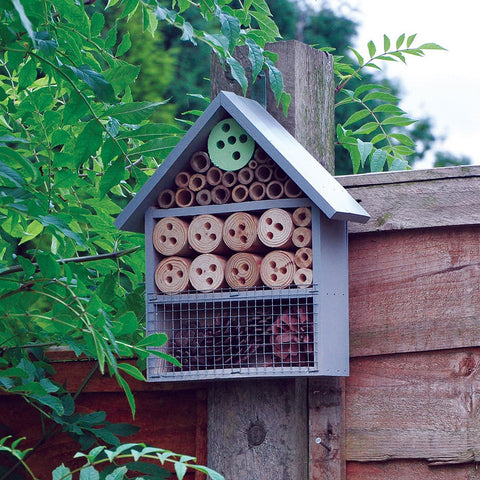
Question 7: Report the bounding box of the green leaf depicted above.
[249,11,280,39]
[71,120,103,168]
[53,465,72,480]
[219,12,240,52]
[0,147,36,182]
[16,255,36,278]
[367,40,376,58]
[79,465,99,480]
[117,33,132,56]
[36,251,61,278]
[381,116,416,127]
[12,0,36,47]
[349,47,364,66]
[357,139,373,167]
[396,33,405,49]
[18,59,37,90]
[64,64,116,103]
[406,33,417,47]
[265,58,283,105]
[353,122,379,135]
[343,109,370,127]
[116,374,136,418]
[418,42,446,50]
[226,56,248,95]
[389,133,415,146]
[105,467,128,480]
[137,333,168,348]
[117,363,146,382]
[19,220,43,245]
[362,91,398,103]
[117,123,184,141]
[113,311,138,335]
[128,137,178,159]
[0,161,25,187]
[103,101,167,124]
[383,34,390,52]
[370,149,387,172]
[246,38,264,81]
[372,104,405,115]
[175,461,187,480]
[390,157,409,170]
[180,21,196,44]
[99,157,125,198]
[35,31,58,55]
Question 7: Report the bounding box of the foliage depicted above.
[333,33,446,173]
[0,0,282,477]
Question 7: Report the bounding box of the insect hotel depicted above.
[115,91,369,381]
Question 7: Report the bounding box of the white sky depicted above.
[330,0,480,168]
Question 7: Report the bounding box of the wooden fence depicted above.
[2,164,480,479]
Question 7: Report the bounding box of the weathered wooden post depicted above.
[209,40,345,479]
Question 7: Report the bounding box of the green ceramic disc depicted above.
[207,118,255,171]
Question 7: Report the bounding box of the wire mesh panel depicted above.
[147,286,318,380]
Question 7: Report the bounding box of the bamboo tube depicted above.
[238,166,254,185]
[189,151,211,173]
[292,207,312,227]
[254,164,273,183]
[260,250,296,288]
[155,256,191,294]
[211,185,231,204]
[248,181,266,201]
[294,268,313,288]
[195,189,211,206]
[206,166,223,186]
[223,212,263,252]
[175,188,195,208]
[292,227,312,248]
[294,247,313,269]
[188,173,207,192]
[254,147,272,165]
[284,178,303,198]
[265,180,284,200]
[248,160,258,170]
[273,166,288,182]
[257,208,294,249]
[153,217,191,256]
[232,184,249,203]
[189,254,227,292]
[175,171,191,189]
[157,189,175,209]
[188,214,227,254]
[221,171,237,188]
[225,253,263,289]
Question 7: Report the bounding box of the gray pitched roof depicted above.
[115,91,369,233]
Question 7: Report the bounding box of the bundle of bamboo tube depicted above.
[153,207,314,294]
[156,147,306,209]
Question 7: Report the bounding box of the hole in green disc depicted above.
[232,151,241,160]
[217,140,225,149]
[239,134,248,143]
[222,122,231,132]
[228,136,237,145]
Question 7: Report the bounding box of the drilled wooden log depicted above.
[189,173,207,192]
[223,212,263,252]
[265,180,284,200]
[157,189,176,209]
[294,247,313,269]
[225,253,263,289]
[206,166,223,186]
[190,151,211,173]
[211,185,231,204]
[238,166,255,185]
[260,250,296,288]
[284,179,303,198]
[153,217,191,256]
[188,214,227,254]
[154,256,191,293]
[174,188,195,208]
[292,207,312,227]
[294,268,313,288]
[255,164,273,183]
[175,171,191,189]
[196,189,212,206]
[221,171,238,188]
[258,208,294,249]
[189,254,227,292]
[248,181,266,201]
[232,184,249,203]
[292,227,312,248]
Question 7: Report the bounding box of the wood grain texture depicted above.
[310,377,346,480]
[349,226,480,357]
[211,40,335,172]
[346,348,480,466]
[337,165,480,233]
[207,379,308,480]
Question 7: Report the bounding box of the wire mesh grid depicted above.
[147,286,317,379]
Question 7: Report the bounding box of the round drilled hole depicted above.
[206,277,213,285]
[209,234,217,240]
[169,238,177,245]
[271,274,277,281]
[239,134,248,143]
[229,229,235,237]
[177,271,184,278]
[232,151,240,160]
[166,264,173,271]
[279,267,287,274]
[232,268,239,275]
[267,232,274,240]
[266,217,273,225]
[222,122,230,132]
[160,235,166,243]
[299,274,307,282]
[239,223,246,231]
[209,264,217,272]
[239,277,246,285]
[228,135,236,145]
[194,233,201,241]
[166,276,173,284]
[274,223,283,231]
[196,268,203,275]
[240,235,247,244]
[217,140,225,149]
[205,222,211,230]
[270,261,276,269]
[166,223,173,230]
